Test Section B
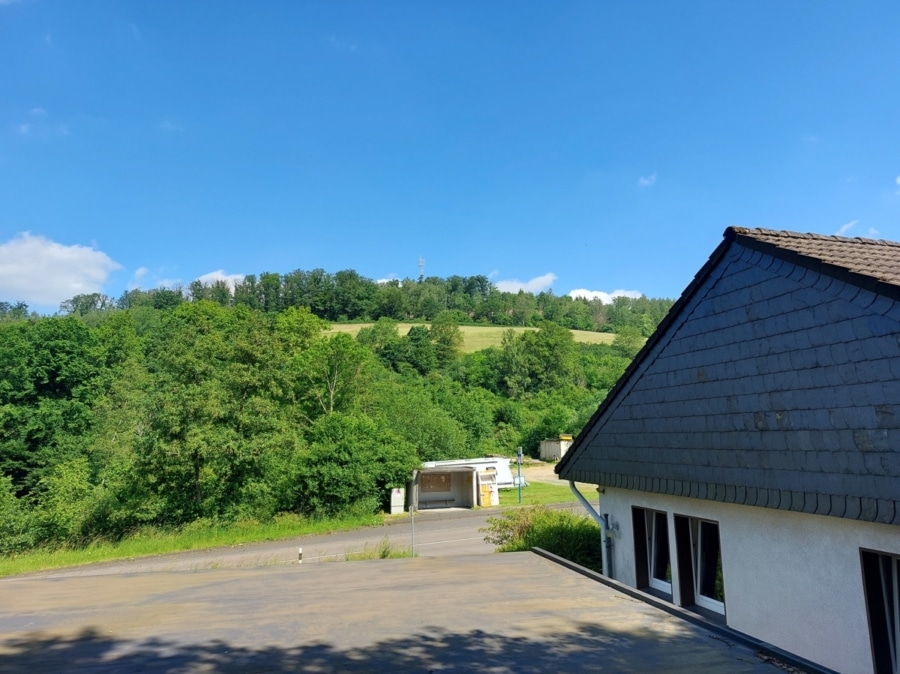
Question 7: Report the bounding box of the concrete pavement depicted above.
[0,551,792,673]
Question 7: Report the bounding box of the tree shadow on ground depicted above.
[0,621,778,673]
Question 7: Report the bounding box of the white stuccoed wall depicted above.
[599,487,900,674]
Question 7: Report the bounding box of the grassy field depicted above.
[0,512,383,578]
[498,482,579,507]
[327,323,615,353]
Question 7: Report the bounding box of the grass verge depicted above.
[343,537,415,561]
[0,512,383,578]
[498,482,579,507]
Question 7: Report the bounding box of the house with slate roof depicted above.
[556,227,900,674]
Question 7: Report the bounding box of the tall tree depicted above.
[430,311,464,367]
[296,333,373,419]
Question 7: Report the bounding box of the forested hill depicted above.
[0,274,672,555]
[10,268,673,335]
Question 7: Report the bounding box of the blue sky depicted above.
[2,1,899,314]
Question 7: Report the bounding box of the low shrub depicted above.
[481,506,602,572]
[344,537,414,561]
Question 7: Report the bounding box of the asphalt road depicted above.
[0,501,801,673]
[0,551,791,674]
[16,504,582,579]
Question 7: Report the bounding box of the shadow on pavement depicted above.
[0,621,770,673]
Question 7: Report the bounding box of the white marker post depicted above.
[298,547,303,564]
[517,446,523,504]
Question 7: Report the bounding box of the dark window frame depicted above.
[861,548,900,674]
[632,507,672,598]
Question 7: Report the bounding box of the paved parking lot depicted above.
[0,551,791,673]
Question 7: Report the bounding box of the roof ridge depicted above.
[728,226,900,249]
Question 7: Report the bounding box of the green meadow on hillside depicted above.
[327,323,616,353]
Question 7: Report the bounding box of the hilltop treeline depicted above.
[0,277,672,553]
[55,268,673,334]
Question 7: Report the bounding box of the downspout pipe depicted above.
[569,480,611,577]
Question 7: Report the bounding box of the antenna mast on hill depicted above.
[418,256,425,283]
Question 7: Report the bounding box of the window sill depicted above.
[687,603,726,625]
[642,586,673,603]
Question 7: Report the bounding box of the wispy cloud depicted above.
[866,228,881,238]
[130,267,148,288]
[127,266,190,291]
[638,172,657,188]
[568,288,642,304]
[895,175,900,195]
[196,269,244,290]
[12,108,69,139]
[128,22,142,42]
[155,278,181,290]
[160,118,183,133]
[0,233,121,309]
[325,35,358,52]
[0,0,23,6]
[495,273,557,294]
[835,220,858,236]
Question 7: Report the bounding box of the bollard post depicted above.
[298,547,303,564]
[517,446,523,504]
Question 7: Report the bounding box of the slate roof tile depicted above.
[735,227,900,286]
[557,227,900,527]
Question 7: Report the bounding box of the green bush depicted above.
[0,475,35,554]
[481,506,602,572]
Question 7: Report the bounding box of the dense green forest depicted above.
[50,268,672,334]
[0,272,673,554]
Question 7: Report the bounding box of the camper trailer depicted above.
[421,457,516,489]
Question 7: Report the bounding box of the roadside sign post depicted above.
[409,470,419,557]
[517,447,523,504]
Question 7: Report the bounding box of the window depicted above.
[632,508,672,596]
[690,518,725,612]
[673,515,725,616]
[861,550,900,674]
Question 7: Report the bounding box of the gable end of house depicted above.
[558,227,900,527]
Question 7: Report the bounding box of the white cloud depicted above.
[866,228,881,238]
[126,267,148,290]
[155,278,181,290]
[14,123,30,135]
[30,107,46,117]
[0,233,121,308]
[638,172,657,188]
[196,269,244,290]
[896,175,900,194]
[835,220,858,236]
[160,118,183,133]
[568,288,643,304]
[376,274,400,285]
[496,273,557,294]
